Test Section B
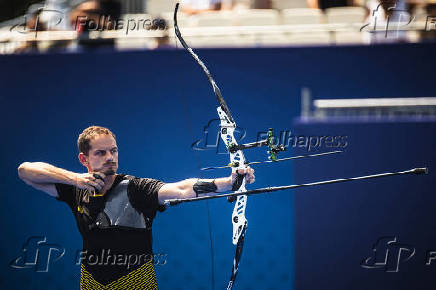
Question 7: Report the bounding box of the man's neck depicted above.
[100,174,117,195]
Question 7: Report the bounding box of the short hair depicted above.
[77,126,116,155]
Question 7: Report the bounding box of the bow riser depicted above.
[218,106,248,245]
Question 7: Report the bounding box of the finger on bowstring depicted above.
[84,185,96,192]
[88,181,102,191]
[93,172,106,181]
[94,178,105,188]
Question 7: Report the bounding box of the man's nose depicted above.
[106,151,114,161]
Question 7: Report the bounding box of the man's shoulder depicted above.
[123,175,165,195]
[121,174,162,183]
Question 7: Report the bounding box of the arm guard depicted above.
[193,179,218,197]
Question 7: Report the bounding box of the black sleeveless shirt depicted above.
[55,174,165,285]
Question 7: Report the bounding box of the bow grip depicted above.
[228,170,245,203]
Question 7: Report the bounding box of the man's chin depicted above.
[103,168,117,176]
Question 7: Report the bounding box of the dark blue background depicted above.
[0,42,434,290]
[293,120,436,290]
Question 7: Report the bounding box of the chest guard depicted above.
[88,178,152,231]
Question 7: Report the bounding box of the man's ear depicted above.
[78,152,88,167]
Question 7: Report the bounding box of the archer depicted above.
[17,125,255,289]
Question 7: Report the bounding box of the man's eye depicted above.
[111,149,118,154]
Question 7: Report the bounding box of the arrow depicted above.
[201,150,343,170]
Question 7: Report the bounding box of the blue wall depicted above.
[0,42,435,290]
[293,120,436,290]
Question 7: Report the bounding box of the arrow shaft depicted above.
[201,150,343,170]
[250,150,343,165]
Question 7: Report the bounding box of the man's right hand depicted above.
[75,172,106,192]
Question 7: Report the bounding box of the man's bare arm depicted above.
[17,162,105,197]
[157,168,255,205]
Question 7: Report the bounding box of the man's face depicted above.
[84,134,118,175]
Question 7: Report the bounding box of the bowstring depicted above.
[172,4,216,289]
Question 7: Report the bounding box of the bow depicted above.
[173,4,247,288]
[170,3,429,289]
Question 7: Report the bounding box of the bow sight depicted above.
[202,128,343,171]
[227,128,285,159]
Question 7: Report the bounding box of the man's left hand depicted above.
[231,167,255,185]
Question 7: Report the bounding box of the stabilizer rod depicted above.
[165,167,428,206]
